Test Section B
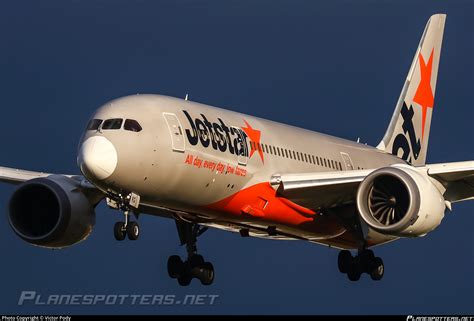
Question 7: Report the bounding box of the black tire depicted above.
[338,250,352,273]
[127,221,140,240]
[369,257,384,281]
[199,262,215,286]
[167,255,183,279]
[189,254,204,267]
[347,269,361,281]
[347,260,362,281]
[113,222,126,241]
[177,275,192,286]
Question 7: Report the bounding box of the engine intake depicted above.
[357,166,445,237]
[8,175,96,248]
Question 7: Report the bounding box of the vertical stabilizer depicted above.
[377,14,446,166]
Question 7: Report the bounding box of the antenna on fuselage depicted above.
[185,93,189,101]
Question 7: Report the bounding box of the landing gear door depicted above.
[340,152,354,170]
[232,126,248,166]
[163,113,185,153]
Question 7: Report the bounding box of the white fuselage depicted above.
[78,94,405,249]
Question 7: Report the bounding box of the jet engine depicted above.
[8,174,98,248]
[356,165,446,237]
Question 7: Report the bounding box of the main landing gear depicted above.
[328,206,384,281]
[338,249,384,281]
[167,221,214,286]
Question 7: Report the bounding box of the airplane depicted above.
[2,14,473,286]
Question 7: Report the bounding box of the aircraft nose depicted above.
[78,136,118,180]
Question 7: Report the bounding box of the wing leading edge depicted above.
[0,166,51,184]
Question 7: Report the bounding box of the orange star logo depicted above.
[413,48,435,139]
[241,120,264,164]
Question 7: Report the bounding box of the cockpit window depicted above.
[86,119,102,130]
[102,118,123,130]
[124,119,142,132]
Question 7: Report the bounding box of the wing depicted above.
[271,161,474,209]
[425,161,474,203]
[0,165,97,190]
[270,169,372,209]
[0,166,51,184]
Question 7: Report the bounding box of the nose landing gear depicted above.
[108,193,141,241]
[113,211,140,241]
[167,220,214,286]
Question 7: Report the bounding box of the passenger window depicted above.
[102,118,123,130]
[124,119,142,132]
[86,119,102,130]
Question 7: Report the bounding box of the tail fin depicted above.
[377,14,446,166]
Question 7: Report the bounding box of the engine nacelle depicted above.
[356,165,446,237]
[8,175,96,248]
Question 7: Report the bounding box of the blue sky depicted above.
[0,0,472,315]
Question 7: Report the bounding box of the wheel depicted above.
[189,254,205,267]
[347,268,361,281]
[353,249,375,273]
[126,221,140,240]
[167,255,183,279]
[338,250,352,273]
[198,262,215,286]
[369,257,384,281]
[113,222,126,241]
[177,275,192,286]
[347,259,362,281]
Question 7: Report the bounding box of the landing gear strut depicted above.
[328,205,384,281]
[109,193,140,241]
[167,220,214,286]
[338,249,384,281]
